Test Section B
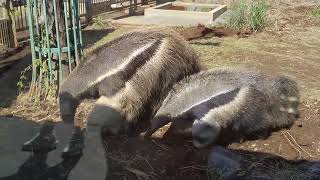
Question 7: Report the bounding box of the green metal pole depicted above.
[26,0,37,86]
[43,0,54,84]
[63,0,72,73]
[33,0,43,70]
[71,0,79,65]
[53,0,63,85]
[76,0,83,55]
[34,0,40,49]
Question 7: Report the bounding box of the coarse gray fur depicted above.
[59,28,201,135]
[59,29,199,126]
[145,68,300,148]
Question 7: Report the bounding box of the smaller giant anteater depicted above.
[146,68,300,148]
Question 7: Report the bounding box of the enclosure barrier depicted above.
[26,0,82,94]
[0,19,15,48]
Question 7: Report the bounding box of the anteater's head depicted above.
[192,119,220,148]
[272,76,300,118]
[87,96,128,137]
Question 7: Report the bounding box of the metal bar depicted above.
[33,0,42,70]
[53,0,63,84]
[26,0,37,85]
[0,22,2,45]
[24,4,28,29]
[35,46,71,52]
[34,0,40,44]
[4,20,9,48]
[76,0,82,55]
[71,0,79,65]
[0,21,4,47]
[19,4,23,29]
[43,0,54,84]
[64,0,72,73]
[2,20,7,47]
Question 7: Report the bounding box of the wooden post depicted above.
[141,0,148,5]
[128,0,134,15]
[85,0,92,24]
[134,0,137,10]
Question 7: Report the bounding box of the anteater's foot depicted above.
[22,122,57,153]
[62,128,85,158]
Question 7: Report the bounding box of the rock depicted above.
[309,162,320,175]
[207,146,243,180]
[300,161,320,176]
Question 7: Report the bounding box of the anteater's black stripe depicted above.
[185,88,241,119]
[98,40,162,96]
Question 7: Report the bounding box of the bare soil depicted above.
[0,2,320,180]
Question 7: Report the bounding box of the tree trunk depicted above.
[4,0,18,48]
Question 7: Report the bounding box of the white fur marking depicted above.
[201,87,249,127]
[181,88,237,114]
[288,108,296,114]
[86,41,157,90]
[288,96,298,102]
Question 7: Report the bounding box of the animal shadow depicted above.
[0,153,82,180]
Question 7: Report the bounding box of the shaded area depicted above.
[0,117,109,180]
[0,117,80,180]
[0,28,114,108]
[0,47,31,108]
[0,153,81,180]
[207,146,320,180]
[105,130,320,180]
[82,29,115,49]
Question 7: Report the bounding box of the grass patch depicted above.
[311,6,320,17]
[229,0,268,32]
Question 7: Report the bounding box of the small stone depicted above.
[308,162,320,175]
[298,161,320,176]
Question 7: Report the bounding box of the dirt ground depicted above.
[0,1,320,180]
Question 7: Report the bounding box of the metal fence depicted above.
[1,0,146,32]
[0,0,148,48]
[0,0,28,31]
[27,0,83,89]
[11,0,28,30]
[0,19,14,47]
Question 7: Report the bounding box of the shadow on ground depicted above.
[82,29,115,49]
[106,135,320,180]
[0,117,107,180]
[0,48,31,108]
[0,117,319,180]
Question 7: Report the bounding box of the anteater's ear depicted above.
[144,115,172,138]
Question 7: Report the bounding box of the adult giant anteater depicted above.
[22,28,201,178]
[146,68,300,148]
